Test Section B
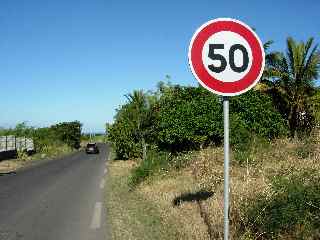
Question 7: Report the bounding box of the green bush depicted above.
[32,121,82,151]
[242,170,320,239]
[108,114,141,159]
[1,121,82,153]
[230,90,288,139]
[157,87,286,152]
[108,85,288,161]
[128,150,170,188]
[0,122,80,161]
[230,91,287,165]
[51,121,82,149]
[230,114,251,147]
[107,91,157,160]
[32,127,61,152]
[157,86,223,151]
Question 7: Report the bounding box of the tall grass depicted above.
[128,151,170,188]
[242,170,320,239]
[233,135,273,165]
[128,149,197,188]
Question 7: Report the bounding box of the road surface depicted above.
[0,144,109,240]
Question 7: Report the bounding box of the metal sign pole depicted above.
[223,96,230,240]
[188,18,265,240]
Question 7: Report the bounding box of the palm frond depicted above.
[286,37,297,77]
[263,40,274,51]
[302,44,320,81]
[301,37,314,67]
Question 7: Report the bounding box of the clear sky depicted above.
[0,0,319,132]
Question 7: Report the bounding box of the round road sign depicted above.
[188,18,265,96]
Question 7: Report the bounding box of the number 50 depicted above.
[208,44,249,73]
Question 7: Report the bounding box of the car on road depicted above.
[85,143,99,154]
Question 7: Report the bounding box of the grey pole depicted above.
[223,96,230,240]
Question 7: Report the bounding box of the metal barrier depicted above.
[0,136,34,153]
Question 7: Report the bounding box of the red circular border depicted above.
[189,20,264,95]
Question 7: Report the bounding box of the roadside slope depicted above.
[105,160,181,240]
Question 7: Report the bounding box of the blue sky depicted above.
[0,0,319,132]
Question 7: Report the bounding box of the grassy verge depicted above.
[128,150,195,189]
[189,138,320,239]
[111,136,320,240]
[138,169,212,240]
[243,170,320,239]
[105,159,181,240]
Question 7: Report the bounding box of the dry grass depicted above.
[140,170,210,240]
[105,160,180,240]
[107,136,320,239]
[189,138,320,239]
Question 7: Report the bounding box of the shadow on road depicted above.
[0,171,17,176]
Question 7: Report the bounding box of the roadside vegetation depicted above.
[0,121,82,172]
[106,37,320,239]
[105,157,181,240]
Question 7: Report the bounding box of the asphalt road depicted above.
[0,143,109,240]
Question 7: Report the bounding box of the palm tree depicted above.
[125,90,150,160]
[264,37,320,137]
[254,40,277,91]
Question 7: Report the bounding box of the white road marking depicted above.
[107,151,111,161]
[90,202,102,229]
[104,168,107,174]
[100,179,105,189]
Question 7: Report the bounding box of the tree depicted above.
[264,37,320,137]
[125,90,155,160]
[107,109,140,159]
[51,121,82,149]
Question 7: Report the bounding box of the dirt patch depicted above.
[0,159,25,173]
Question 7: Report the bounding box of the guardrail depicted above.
[0,136,34,153]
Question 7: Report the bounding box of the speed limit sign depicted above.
[188,18,265,96]
[188,18,265,240]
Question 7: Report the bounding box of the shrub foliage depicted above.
[108,84,287,158]
[1,121,82,152]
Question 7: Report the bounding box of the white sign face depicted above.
[202,31,253,83]
[189,18,265,96]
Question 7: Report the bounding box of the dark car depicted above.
[85,143,99,154]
